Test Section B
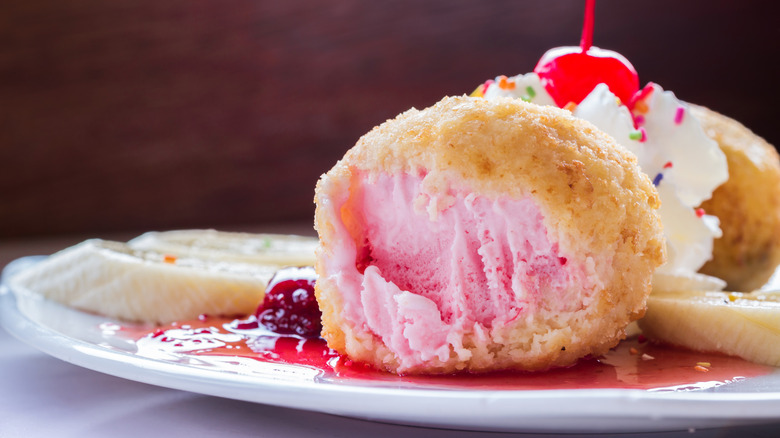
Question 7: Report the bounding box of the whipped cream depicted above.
[481,74,729,284]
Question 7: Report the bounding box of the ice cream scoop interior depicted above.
[322,170,601,370]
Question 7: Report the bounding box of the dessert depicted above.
[692,105,780,291]
[7,2,780,378]
[314,96,666,374]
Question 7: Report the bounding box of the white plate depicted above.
[2,256,780,433]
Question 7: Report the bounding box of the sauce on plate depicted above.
[102,315,773,392]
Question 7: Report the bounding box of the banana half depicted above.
[7,232,316,324]
[639,289,780,367]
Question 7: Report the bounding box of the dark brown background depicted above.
[2,0,779,239]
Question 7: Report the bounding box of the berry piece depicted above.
[255,266,322,337]
[533,0,639,107]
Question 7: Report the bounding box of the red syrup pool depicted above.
[106,315,774,392]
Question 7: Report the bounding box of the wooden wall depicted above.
[1,0,778,238]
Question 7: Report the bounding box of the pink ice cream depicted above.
[318,171,602,371]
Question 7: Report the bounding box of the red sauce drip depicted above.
[116,316,773,392]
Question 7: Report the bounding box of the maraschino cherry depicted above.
[255,266,322,337]
[534,0,639,107]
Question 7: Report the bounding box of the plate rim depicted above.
[3,256,780,432]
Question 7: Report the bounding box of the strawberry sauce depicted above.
[109,316,774,392]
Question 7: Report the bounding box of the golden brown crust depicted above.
[338,96,662,257]
[694,105,780,291]
[314,96,666,373]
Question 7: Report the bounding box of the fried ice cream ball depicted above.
[694,105,780,291]
[314,96,666,374]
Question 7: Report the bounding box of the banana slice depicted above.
[8,239,278,323]
[128,229,317,267]
[638,290,780,366]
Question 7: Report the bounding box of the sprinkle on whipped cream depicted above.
[675,106,686,125]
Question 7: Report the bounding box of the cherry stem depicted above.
[580,0,595,52]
